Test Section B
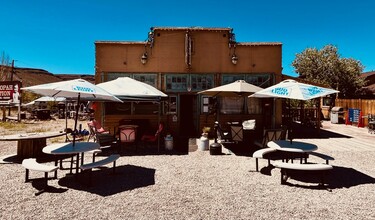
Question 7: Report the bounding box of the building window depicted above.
[220,97,244,114]
[201,96,215,114]
[106,73,132,81]
[133,74,157,87]
[222,73,272,88]
[133,102,159,115]
[247,97,262,114]
[165,74,189,92]
[222,75,245,85]
[105,102,131,115]
[190,74,214,91]
[164,95,177,114]
[246,74,272,88]
[105,73,157,87]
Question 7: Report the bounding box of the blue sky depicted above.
[1,0,374,77]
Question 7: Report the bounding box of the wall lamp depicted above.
[141,52,148,65]
[231,54,238,65]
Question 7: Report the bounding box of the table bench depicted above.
[309,152,334,164]
[79,154,120,185]
[252,148,277,172]
[273,161,333,186]
[22,158,59,195]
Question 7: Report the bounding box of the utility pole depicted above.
[8,60,15,116]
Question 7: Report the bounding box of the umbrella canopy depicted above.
[249,79,339,101]
[33,96,67,102]
[198,80,262,97]
[22,96,66,107]
[97,77,167,101]
[22,79,122,102]
[22,79,122,145]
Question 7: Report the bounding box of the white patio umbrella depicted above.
[97,77,167,101]
[97,77,167,152]
[198,80,262,143]
[198,80,262,97]
[22,96,67,107]
[249,79,339,101]
[249,79,340,138]
[22,79,122,145]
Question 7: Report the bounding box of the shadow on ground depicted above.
[291,121,351,139]
[264,165,375,190]
[58,164,155,196]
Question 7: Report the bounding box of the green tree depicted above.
[292,45,366,98]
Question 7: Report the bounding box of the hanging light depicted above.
[141,52,148,65]
[231,54,238,65]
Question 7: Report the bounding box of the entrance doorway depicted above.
[179,95,198,137]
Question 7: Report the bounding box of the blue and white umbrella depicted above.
[249,79,339,100]
[22,79,122,144]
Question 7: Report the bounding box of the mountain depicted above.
[0,65,95,87]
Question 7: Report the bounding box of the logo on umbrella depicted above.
[271,87,289,96]
[72,86,95,93]
[307,87,323,96]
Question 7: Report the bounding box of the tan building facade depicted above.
[95,27,283,151]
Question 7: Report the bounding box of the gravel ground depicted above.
[1,119,375,220]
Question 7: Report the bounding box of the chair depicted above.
[230,124,243,142]
[214,121,233,143]
[119,125,137,152]
[254,126,288,148]
[141,122,164,148]
[87,120,117,160]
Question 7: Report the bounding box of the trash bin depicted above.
[210,142,222,155]
[331,107,344,124]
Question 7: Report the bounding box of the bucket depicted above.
[199,136,209,151]
[165,135,173,150]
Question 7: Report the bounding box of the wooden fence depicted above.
[335,99,375,126]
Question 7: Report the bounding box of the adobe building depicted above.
[95,27,283,151]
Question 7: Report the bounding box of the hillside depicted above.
[0,65,94,87]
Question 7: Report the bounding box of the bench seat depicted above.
[80,154,120,171]
[252,148,277,172]
[309,152,334,164]
[273,161,333,185]
[22,158,59,195]
[79,154,120,186]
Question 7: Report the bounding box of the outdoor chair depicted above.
[229,122,243,142]
[214,121,233,144]
[254,126,288,149]
[119,125,137,152]
[87,120,117,159]
[141,122,165,149]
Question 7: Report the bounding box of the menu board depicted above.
[348,108,361,123]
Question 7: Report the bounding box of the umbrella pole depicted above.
[73,93,80,146]
[65,99,68,142]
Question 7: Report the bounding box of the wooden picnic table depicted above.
[0,131,66,159]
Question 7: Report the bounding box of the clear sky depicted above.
[1,0,374,77]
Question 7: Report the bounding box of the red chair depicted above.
[141,123,164,147]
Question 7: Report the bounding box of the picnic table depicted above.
[0,131,66,159]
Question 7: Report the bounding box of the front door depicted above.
[179,94,198,137]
